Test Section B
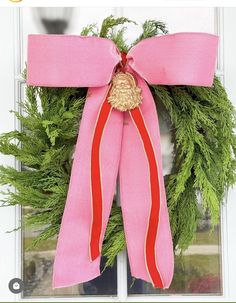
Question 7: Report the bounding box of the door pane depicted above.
[123,7,222,296]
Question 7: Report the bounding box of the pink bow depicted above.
[27,33,218,289]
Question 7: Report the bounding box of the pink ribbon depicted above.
[27,33,218,288]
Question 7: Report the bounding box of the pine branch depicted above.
[133,20,168,45]
[99,15,136,39]
[80,23,99,36]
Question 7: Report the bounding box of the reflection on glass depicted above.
[128,220,222,295]
[23,219,117,297]
[22,200,117,296]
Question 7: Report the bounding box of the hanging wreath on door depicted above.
[0,16,235,287]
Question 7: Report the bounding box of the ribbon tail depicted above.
[129,107,163,288]
[119,74,174,288]
[52,85,123,288]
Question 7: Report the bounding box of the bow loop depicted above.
[127,33,218,86]
[27,35,121,87]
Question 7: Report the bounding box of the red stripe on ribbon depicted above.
[130,107,163,288]
[90,97,112,261]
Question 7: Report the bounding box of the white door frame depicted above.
[0,6,236,302]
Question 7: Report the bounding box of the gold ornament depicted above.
[108,72,142,112]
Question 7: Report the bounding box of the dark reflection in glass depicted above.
[41,19,69,34]
[22,196,117,297]
[33,8,73,34]
[22,203,117,297]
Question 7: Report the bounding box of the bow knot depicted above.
[120,51,128,71]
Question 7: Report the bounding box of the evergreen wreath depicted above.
[0,16,235,269]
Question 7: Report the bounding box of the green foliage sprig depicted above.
[0,16,235,269]
[152,79,236,249]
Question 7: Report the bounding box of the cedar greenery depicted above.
[0,16,235,269]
